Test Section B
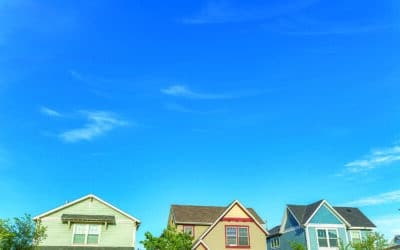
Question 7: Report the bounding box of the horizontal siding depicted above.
[39,198,136,247]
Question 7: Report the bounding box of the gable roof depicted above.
[334,207,376,228]
[171,204,264,225]
[268,225,281,237]
[287,200,324,224]
[33,194,140,225]
[199,200,268,239]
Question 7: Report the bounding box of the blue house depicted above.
[267,200,375,250]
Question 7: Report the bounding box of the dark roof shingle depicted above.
[334,207,376,228]
[171,204,264,225]
[287,200,376,228]
[287,200,324,224]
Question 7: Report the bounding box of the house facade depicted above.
[168,200,268,250]
[34,194,140,250]
[267,200,375,250]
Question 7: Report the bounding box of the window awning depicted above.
[61,214,116,225]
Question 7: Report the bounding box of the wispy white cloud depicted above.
[182,0,319,24]
[59,111,128,143]
[161,85,242,100]
[372,214,400,240]
[343,145,400,174]
[40,106,62,117]
[344,190,400,207]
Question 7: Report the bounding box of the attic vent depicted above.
[346,208,352,212]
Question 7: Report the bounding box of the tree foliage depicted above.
[351,232,388,250]
[289,241,306,250]
[0,214,47,250]
[140,226,193,250]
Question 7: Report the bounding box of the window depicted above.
[183,225,194,237]
[225,226,249,247]
[350,231,361,244]
[317,229,338,248]
[73,224,100,245]
[271,237,280,248]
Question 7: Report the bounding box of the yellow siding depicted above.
[225,204,250,218]
[176,224,209,241]
[203,221,266,250]
[38,197,137,248]
[195,243,207,250]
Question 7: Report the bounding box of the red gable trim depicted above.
[222,217,254,222]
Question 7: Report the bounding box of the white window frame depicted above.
[72,224,101,245]
[271,237,280,248]
[350,231,362,244]
[183,225,194,237]
[225,226,250,247]
[316,228,339,249]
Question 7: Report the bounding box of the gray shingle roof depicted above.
[61,214,116,224]
[171,204,264,225]
[287,200,376,228]
[268,225,281,237]
[334,207,376,228]
[287,200,324,224]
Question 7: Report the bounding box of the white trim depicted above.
[315,227,340,249]
[197,200,269,242]
[271,237,280,248]
[192,239,210,250]
[71,223,101,246]
[304,200,350,227]
[308,224,346,228]
[350,230,362,244]
[284,226,301,233]
[348,227,375,230]
[280,207,303,234]
[305,226,311,250]
[33,194,140,225]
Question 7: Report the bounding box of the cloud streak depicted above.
[182,0,319,24]
[40,106,62,117]
[59,111,128,143]
[344,190,400,207]
[372,214,400,240]
[161,85,237,100]
[343,145,400,174]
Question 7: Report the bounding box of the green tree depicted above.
[352,232,388,250]
[289,241,306,250]
[0,214,47,250]
[140,226,193,250]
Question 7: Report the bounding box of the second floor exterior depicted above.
[168,200,268,250]
[267,199,376,250]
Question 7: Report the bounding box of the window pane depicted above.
[328,230,337,238]
[89,225,100,234]
[239,227,248,237]
[318,239,328,247]
[73,234,85,244]
[183,226,193,235]
[239,236,249,246]
[87,234,99,244]
[227,236,236,245]
[329,238,338,247]
[227,227,237,236]
[75,224,86,234]
[317,229,327,238]
[226,227,237,246]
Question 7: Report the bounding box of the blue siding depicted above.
[281,228,306,250]
[309,204,342,224]
[268,228,306,250]
[285,210,300,229]
[307,226,348,250]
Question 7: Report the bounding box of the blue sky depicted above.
[1,0,400,245]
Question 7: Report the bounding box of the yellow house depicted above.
[168,200,268,250]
